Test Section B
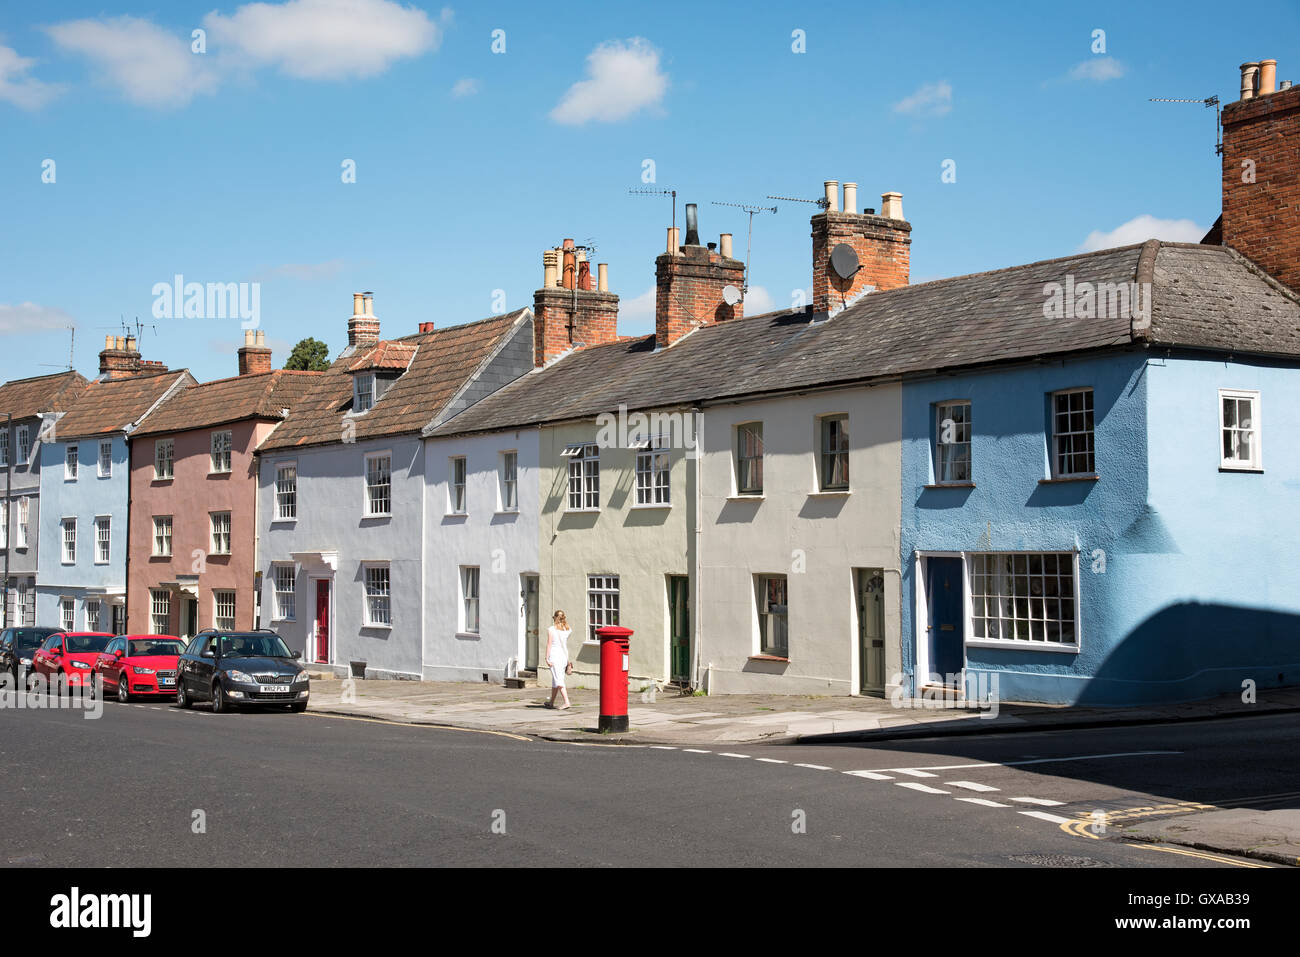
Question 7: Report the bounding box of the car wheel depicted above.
[118,674,130,703]
[176,682,191,709]
[211,681,226,714]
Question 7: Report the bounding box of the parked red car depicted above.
[30,632,115,689]
[91,635,186,702]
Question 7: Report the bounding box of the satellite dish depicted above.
[830,243,859,280]
[722,284,743,306]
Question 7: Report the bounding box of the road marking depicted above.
[955,797,1011,808]
[845,770,893,780]
[794,763,831,770]
[1019,810,1072,824]
[1122,842,1271,868]
[754,757,787,764]
[1012,797,1066,806]
[650,745,677,750]
[948,781,999,792]
[858,751,1180,775]
[895,782,950,795]
[683,748,711,754]
[302,711,531,741]
[719,752,750,758]
[894,769,939,778]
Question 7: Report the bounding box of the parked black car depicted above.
[175,629,309,713]
[0,627,59,687]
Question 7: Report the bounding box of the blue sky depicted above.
[1,0,1297,384]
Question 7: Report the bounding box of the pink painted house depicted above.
[127,336,321,637]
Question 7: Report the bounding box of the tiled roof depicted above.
[133,369,325,438]
[346,341,417,372]
[0,370,87,422]
[429,242,1300,436]
[258,309,529,452]
[54,370,192,440]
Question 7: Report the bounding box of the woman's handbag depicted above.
[565,661,574,675]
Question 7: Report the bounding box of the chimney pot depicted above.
[126,335,137,352]
[104,335,112,350]
[597,263,608,293]
[244,329,255,346]
[720,233,733,258]
[353,292,364,316]
[363,292,374,316]
[881,192,904,221]
[256,330,265,346]
[1241,62,1260,100]
[1282,80,1293,91]
[667,227,681,255]
[1260,59,1277,95]
[543,249,559,288]
[824,180,840,213]
[842,182,858,215]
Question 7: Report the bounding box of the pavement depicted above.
[1117,808,1300,867]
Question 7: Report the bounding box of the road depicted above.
[3,697,1298,867]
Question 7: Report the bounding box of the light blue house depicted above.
[35,357,190,633]
[899,242,1300,705]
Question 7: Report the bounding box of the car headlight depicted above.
[132,666,156,675]
[293,671,309,683]
[226,670,255,684]
[69,660,91,670]
[19,657,31,666]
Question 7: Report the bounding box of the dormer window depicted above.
[354,372,375,413]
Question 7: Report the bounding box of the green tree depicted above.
[285,337,330,371]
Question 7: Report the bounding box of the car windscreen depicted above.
[216,635,293,658]
[63,634,112,653]
[129,640,186,657]
[14,629,56,651]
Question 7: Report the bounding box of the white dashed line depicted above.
[1018,810,1072,824]
[948,781,999,792]
[683,749,711,754]
[895,782,950,795]
[794,763,832,770]
[1012,797,1066,807]
[650,745,677,750]
[894,769,939,778]
[844,770,893,780]
[754,758,787,764]
[955,797,1012,808]
[719,753,750,759]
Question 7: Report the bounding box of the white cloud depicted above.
[550,38,668,125]
[618,285,657,330]
[1078,214,1206,252]
[204,0,442,80]
[0,45,63,110]
[253,259,347,281]
[451,77,479,98]
[0,302,75,335]
[46,16,220,108]
[893,80,952,116]
[1068,56,1125,82]
[741,286,774,315]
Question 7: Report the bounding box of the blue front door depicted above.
[926,557,964,682]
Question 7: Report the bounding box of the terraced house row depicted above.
[4,57,1298,707]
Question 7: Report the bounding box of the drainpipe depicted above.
[691,406,704,692]
[252,450,261,629]
[3,413,10,628]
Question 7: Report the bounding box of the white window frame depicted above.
[213,590,236,631]
[935,397,977,486]
[756,574,789,657]
[210,511,232,555]
[1219,389,1262,471]
[460,565,480,635]
[818,414,850,492]
[153,515,173,557]
[84,599,102,633]
[61,517,76,564]
[154,439,174,480]
[449,456,467,514]
[564,443,600,511]
[499,450,518,512]
[0,428,8,468]
[966,551,1080,652]
[210,430,232,474]
[275,462,297,520]
[634,438,671,506]
[364,452,392,517]
[65,444,78,480]
[16,426,29,463]
[95,515,111,565]
[354,372,375,413]
[150,589,170,635]
[363,563,392,627]
[98,440,112,478]
[60,597,75,633]
[272,564,296,621]
[586,574,619,644]
[1049,388,1096,478]
[735,422,764,496]
[16,498,28,548]
[0,507,6,549]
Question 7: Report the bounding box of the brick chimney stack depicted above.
[1221,57,1300,293]
[654,207,746,349]
[238,329,273,375]
[811,180,911,314]
[348,292,380,348]
[98,335,146,379]
[533,239,619,366]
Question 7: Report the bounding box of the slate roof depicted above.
[133,369,325,438]
[258,308,529,452]
[0,370,87,422]
[429,242,1300,437]
[54,369,192,440]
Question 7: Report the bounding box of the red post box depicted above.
[594,625,633,733]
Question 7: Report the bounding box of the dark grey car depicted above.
[176,630,310,713]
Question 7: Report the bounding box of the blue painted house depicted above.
[35,341,190,633]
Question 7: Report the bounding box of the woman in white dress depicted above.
[546,610,573,710]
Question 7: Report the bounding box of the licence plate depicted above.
[261,685,290,694]
[158,678,175,687]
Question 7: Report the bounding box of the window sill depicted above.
[748,654,789,662]
[631,503,672,510]
[808,489,850,497]
[209,471,232,477]
[966,638,1079,654]
[455,631,481,640]
[363,513,393,520]
[361,623,392,631]
[270,518,297,525]
[564,508,601,515]
[494,509,520,517]
[1038,474,1098,484]
[924,482,975,489]
[153,477,173,483]
[727,494,764,502]
[1219,466,1263,473]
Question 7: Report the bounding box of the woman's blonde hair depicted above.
[552,610,568,629]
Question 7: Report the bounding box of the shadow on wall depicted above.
[994,602,1300,707]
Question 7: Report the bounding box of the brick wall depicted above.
[655,245,746,348]
[1221,84,1300,293]
[533,287,620,366]
[811,211,911,313]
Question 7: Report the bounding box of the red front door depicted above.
[315,581,330,664]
